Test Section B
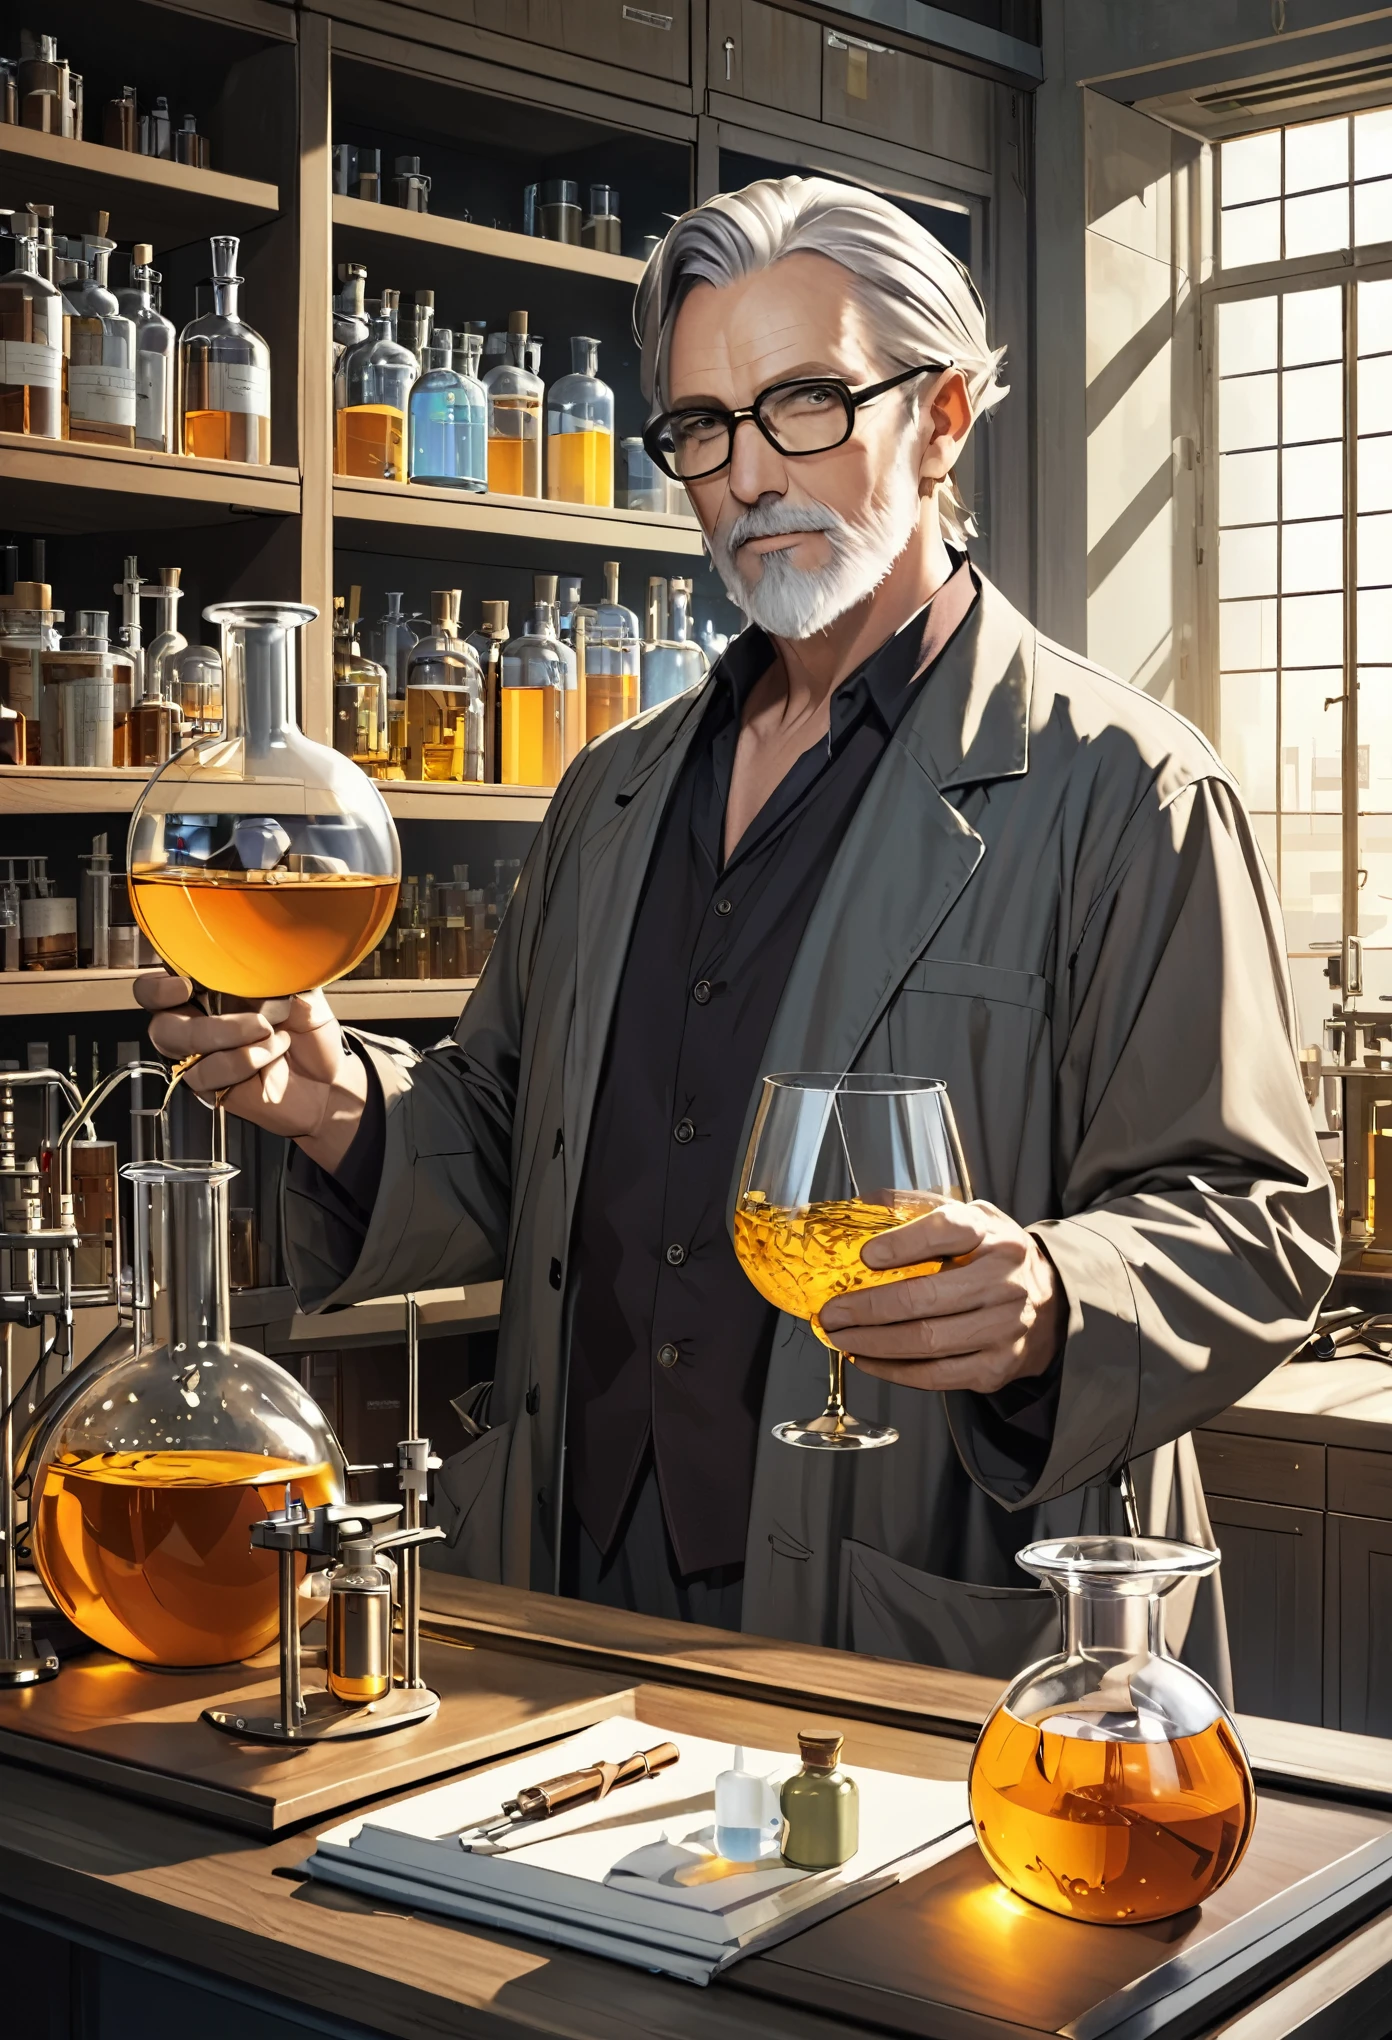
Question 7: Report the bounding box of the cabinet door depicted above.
[821,30,991,173]
[708,0,821,119]
[1204,1495,1324,1725]
[474,0,690,82]
[1328,1512,1392,1734]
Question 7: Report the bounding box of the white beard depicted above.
[708,455,924,639]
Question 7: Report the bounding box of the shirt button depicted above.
[692,979,711,1004]
[665,1243,686,1266]
[714,898,733,916]
[657,1342,679,1369]
[674,1118,695,1144]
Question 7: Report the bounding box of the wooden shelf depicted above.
[0,435,301,534]
[333,476,703,556]
[327,978,475,1020]
[0,971,475,1019]
[0,770,555,823]
[381,781,553,822]
[0,126,281,250]
[331,195,645,284]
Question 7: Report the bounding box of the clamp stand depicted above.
[0,1235,78,1690]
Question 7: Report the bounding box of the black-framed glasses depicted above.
[642,362,952,484]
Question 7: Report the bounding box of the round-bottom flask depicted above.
[968,1536,1256,1925]
[30,1160,346,1667]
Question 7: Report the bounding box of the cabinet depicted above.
[821,28,991,172]
[413,0,693,83]
[1202,1491,1325,1726]
[707,0,821,118]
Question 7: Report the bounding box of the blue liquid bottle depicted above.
[408,327,486,491]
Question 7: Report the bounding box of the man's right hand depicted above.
[134,972,370,1173]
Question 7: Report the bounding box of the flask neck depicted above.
[1061,1587,1165,1660]
[217,617,301,745]
[213,275,241,324]
[166,1170,232,1357]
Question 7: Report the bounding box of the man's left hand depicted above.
[817,1201,1064,1395]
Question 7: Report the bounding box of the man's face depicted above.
[664,251,935,638]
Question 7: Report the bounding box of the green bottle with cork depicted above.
[780,1732,860,1869]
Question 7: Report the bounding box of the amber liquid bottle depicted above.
[178,235,272,464]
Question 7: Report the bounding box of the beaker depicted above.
[30,1159,345,1667]
[127,602,400,998]
[968,1536,1256,1925]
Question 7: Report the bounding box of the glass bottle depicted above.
[104,83,138,150]
[404,590,485,783]
[466,599,508,783]
[175,114,210,169]
[582,183,622,255]
[390,155,432,212]
[31,1158,345,1667]
[139,94,172,158]
[584,560,641,740]
[405,289,434,362]
[355,148,382,202]
[501,578,576,787]
[40,612,134,767]
[62,215,138,449]
[968,1536,1257,1925]
[539,178,581,244]
[17,32,65,133]
[364,590,418,772]
[408,328,487,491]
[392,876,429,978]
[620,434,670,512]
[641,576,708,709]
[0,206,66,440]
[335,287,417,483]
[179,235,272,464]
[431,863,472,977]
[780,1734,860,1870]
[332,262,369,367]
[144,565,188,704]
[332,596,392,777]
[118,244,177,453]
[484,311,542,498]
[175,643,224,735]
[0,573,62,763]
[127,602,401,998]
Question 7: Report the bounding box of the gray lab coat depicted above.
[285,572,1339,1691]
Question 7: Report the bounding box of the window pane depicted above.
[1220,371,1277,450]
[1282,286,1342,367]
[1359,512,1392,585]
[1285,117,1350,194]
[1224,130,1282,206]
[1221,596,1278,669]
[1220,449,1277,525]
[1283,363,1343,443]
[1223,202,1281,268]
[1362,353,1392,435]
[1284,187,1351,257]
[1362,668,1392,809]
[1283,590,1344,665]
[1359,585,1392,651]
[1359,277,1392,355]
[1221,524,1278,597]
[1220,295,1278,375]
[1280,813,1342,946]
[1282,517,1343,593]
[1356,108,1392,181]
[1282,669,1343,811]
[1355,178,1392,247]
[1285,439,1344,517]
[1361,435,1392,512]
[1219,670,1276,807]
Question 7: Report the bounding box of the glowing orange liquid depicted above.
[129,867,399,997]
[547,428,612,505]
[32,1449,339,1666]
[969,1706,1255,1924]
[501,686,563,786]
[182,409,270,462]
[733,1195,945,1345]
[335,403,406,482]
[586,670,639,740]
[487,410,541,496]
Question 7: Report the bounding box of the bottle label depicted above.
[207,360,270,416]
[69,361,138,428]
[137,352,169,444]
[0,340,61,391]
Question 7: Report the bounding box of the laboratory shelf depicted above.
[332,195,645,284]
[0,124,281,250]
[0,769,554,823]
[327,978,476,1020]
[382,781,554,822]
[0,435,301,534]
[0,971,476,1020]
[333,477,704,557]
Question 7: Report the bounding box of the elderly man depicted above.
[138,176,1337,1689]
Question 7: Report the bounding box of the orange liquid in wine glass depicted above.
[129,866,398,997]
[733,1194,946,1343]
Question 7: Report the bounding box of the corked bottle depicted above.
[780,1732,860,1869]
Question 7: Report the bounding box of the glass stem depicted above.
[826,1347,846,1422]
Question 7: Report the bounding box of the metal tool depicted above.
[458,1742,682,1849]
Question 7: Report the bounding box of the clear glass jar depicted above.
[404,590,485,783]
[175,643,224,735]
[968,1536,1256,1925]
[332,598,392,776]
[501,578,576,786]
[364,591,418,773]
[118,245,176,453]
[546,335,614,506]
[127,601,401,998]
[61,216,137,449]
[333,261,370,366]
[31,1159,345,1667]
[582,183,622,255]
[41,610,135,767]
[484,312,543,498]
[0,207,66,439]
[641,576,708,709]
[408,327,486,491]
[0,578,62,765]
[466,599,508,784]
[539,177,581,244]
[179,235,272,464]
[583,560,641,740]
[335,287,417,483]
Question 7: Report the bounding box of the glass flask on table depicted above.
[404,590,485,783]
[335,287,416,482]
[332,595,392,777]
[127,601,400,999]
[30,1158,346,1667]
[583,560,640,740]
[0,207,66,440]
[484,310,543,497]
[408,327,486,490]
[179,235,271,464]
[546,336,613,505]
[501,577,576,786]
[734,1073,970,1449]
[969,1537,1256,1924]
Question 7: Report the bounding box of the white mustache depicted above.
[725,500,846,552]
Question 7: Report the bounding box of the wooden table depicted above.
[4,1580,1392,2040]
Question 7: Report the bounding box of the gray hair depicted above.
[635,175,1006,544]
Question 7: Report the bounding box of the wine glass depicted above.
[733,1073,971,1451]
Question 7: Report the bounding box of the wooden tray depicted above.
[0,1635,635,1836]
[731,1790,1392,2040]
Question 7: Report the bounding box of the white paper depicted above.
[0,340,60,391]
[69,361,137,428]
[207,360,269,416]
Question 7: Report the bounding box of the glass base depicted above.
[772,1413,899,1451]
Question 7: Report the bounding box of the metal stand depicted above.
[398,1294,441,1692]
[0,1323,57,1688]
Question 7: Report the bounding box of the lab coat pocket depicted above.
[838,1538,1056,1679]
[425,1419,512,1580]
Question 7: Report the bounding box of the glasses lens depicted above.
[758,380,853,455]
[657,409,732,480]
